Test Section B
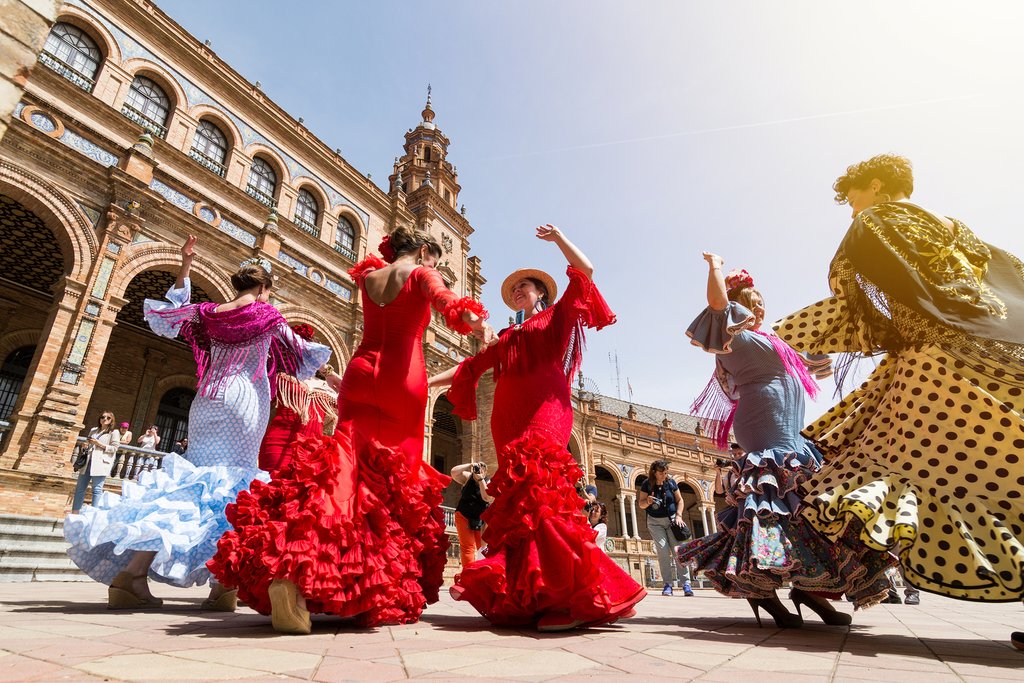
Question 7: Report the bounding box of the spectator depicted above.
[71,412,120,514]
[138,425,160,450]
[589,502,609,553]
[451,462,493,567]
[172,437,188,455]
[885,565,921,605]
[639,460,693,596]
[119,422,133,446]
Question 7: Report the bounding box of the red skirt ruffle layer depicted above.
[208,431,446,626]
[453,431,645,627]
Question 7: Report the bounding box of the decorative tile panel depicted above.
[30,111,57,133]
[84,302,101,316]
[106,242,122,254]
[277,251,308,275]
[58,129,119,167]
[90,256,116,298]
[67,318,96,367]
[217,218,257,247]
[325,278,353,301]
[150,179,196,213]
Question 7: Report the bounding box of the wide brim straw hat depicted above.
[500,268,558,311]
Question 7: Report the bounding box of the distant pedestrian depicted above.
[451,462,493,567]
[639,460,691,596]
[71,412,120,514]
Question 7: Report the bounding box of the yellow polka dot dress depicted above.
[776,202,1024,603]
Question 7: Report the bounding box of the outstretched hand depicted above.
[535,224,563,242]
[702,251,724,269]
[181,235,198,260]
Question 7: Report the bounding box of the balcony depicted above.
[245,184,275,207]
[189,148,227,177]
[332,243,357,262]
[38,51,94,92]
[293,215,320,238]
[120,103,167,139]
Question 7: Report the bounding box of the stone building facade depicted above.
[0,0,726,585]
[0,0,484,516]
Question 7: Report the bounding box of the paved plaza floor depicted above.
[0,582,1021,682]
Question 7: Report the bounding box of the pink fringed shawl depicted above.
[692,329,820,449]
[151,301,298,399]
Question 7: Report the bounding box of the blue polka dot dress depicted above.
[64,280,331,587]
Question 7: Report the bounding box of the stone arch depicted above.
[594,458,625,489]
[567,429,584,465]
[111,243,234,303]
[243,144,288,185]
[678,475,709,503]
[292,177,329,213]
[0,329,42,366]
[0,162,96,280]
[119,58,188,112]
[274,305,349,371]
[186,105,243,151]
[52,7,123,64]
[334,206,365,243]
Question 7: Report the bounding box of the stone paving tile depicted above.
[1,583,1023,681]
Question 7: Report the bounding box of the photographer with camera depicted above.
[451,462,494,567]
[639,460,693,596]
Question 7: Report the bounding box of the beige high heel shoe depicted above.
[108,571,163,610]
[201,587,238,612]
[268,579,311,635]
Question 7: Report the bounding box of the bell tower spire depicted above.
[388,85,460,209]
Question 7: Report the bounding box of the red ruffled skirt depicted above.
[208,430,448,626]
[452,431,645,627]
[258,407,321,472]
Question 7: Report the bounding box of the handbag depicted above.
[72,445,91,472]
[670,518,692,542]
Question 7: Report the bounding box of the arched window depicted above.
[246,157,277,207]
[122,75,170,138]
[0,346,34,422]
[190,119,228,177]
[40,22,101,91]
[334,216,356,260]
[294,189,319,237]
[154,387,194,452]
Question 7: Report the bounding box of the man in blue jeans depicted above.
[639,460,693,597]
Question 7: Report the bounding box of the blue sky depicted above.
[159,0,1024,418]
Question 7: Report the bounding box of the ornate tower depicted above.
[387,86,482,301]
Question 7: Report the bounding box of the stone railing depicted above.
[38,51,94,92]
[120,103,167,139]
[72,437,167,481]
[189,148,227,177]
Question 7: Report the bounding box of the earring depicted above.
[878,193,892,203]
[416,257,423,265]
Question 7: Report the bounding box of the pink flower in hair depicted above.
[725,268,754,293]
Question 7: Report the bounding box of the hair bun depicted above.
[725,268,755,293]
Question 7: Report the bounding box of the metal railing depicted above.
[72,437,167,481]
[245,184,274,207]
[38,51,94,92]
[120,103,167,139]
[332,243,357,262]
[189,148,227,177]
[292,215,320,238]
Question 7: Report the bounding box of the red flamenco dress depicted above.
[258,373,338,473]
[448,265,646,628]
[210,256,486,625]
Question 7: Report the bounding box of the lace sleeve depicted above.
[447,344,500,421]
[417,267,488,335]
[143,278,196,339]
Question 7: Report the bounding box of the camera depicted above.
[716,458,732,468]
[472,464,481,474]
[649,496,662,509]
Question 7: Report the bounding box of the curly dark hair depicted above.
[832,153,914,204]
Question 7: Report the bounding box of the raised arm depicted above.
[175,235,197,290]
[537,225,593,279]
[703,252,728,311]
[428,365,458,390]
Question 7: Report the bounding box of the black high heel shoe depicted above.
[790,588,853,626]
[747,597,803,628]
[1011,631,1024,652]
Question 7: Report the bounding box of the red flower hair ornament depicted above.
[290,323,316,341]
[725,268,755,294]
[378,235,396,263]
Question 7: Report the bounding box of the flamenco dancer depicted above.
[430,225,646,631]
[259,323,340,473]
[677,257,893,627]
[64,236,331,609]
[210,227,494,634]
[773,154,1024,643]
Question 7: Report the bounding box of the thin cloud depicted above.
[491,93,986,161]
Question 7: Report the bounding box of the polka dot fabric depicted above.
[777,298,1024,602]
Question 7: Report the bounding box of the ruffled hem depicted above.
[209,432,427,625]
[685,302,757,354]
[443,297,488,336]
[452,431,645,627]
[347,255,388,286]
[564,266,617,331]
[677,442,895,607]
[64,454,266,588]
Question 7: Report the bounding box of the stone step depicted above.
[0,540,72,558]
[0,514,85,582]
[0,555,79,570]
